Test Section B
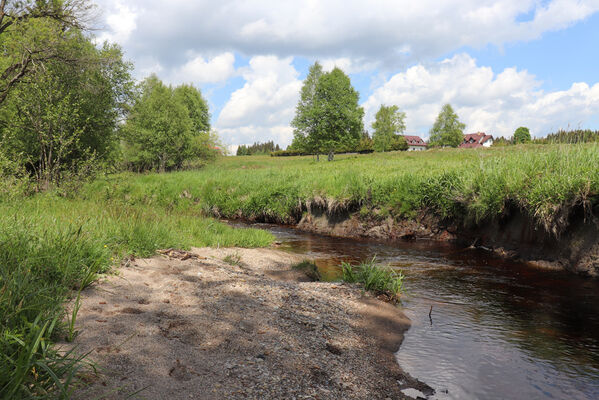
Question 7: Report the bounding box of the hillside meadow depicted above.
[88,143,599,235]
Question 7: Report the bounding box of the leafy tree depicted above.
[513,126,531,144]
[0,0,91,103]
[0,30,133,189]
[173,84,210,133]
[291,64,363,159]
[290,62,323,153]
[308,67,363,160]
[371,104,406,152]
[121,76,217,172]
[429,104,465,148]
[390,135,408,151]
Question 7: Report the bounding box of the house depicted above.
[459,132,493,148]
[404,135,427,151]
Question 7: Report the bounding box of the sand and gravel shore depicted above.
[67,247,429,399]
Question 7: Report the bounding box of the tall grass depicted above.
[341,258,404,300]
[86,143,599,233]
[0,194,273,398]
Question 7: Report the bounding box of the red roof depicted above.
[459,132,493,148]
[403,135,426,146]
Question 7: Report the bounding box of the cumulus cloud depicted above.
[95,0,138,44]
[169,52,236,84]
[216,56,302,145]
[363,54,599,138]
[94,0,599,70]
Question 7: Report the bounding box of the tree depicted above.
[429,104,465,147]
[513,126,531,144]
[173,84,210,133]
[0,0,92,104]
[371,104,406,152]
[0,30,133,189]
[121,76,218,172]
[290,62,323,153]
[306,67,363,160]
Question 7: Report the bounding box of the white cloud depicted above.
[216,56,301,145]
[94,0,599,70]
[363,54,599,138]
[169,52,236,84]
[95,0,138,44]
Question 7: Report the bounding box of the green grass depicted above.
[341,258,404,300]
[2,142,598,397]
[0,194,273,398]
[83,143,599,234]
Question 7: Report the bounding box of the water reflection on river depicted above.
[241,223,599,400]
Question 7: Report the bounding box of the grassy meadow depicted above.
[1,143,598,397]
[89,143,599,234]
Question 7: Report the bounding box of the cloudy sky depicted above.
[94,0,599,148]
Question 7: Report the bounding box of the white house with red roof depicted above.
[404,135,427,151]
[459,132,494,148]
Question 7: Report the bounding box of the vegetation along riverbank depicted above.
[88,144,599,276]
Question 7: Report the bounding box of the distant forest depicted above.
[538,129,599,144]
[237,141,281,155]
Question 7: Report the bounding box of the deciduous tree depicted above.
[0,31,133,189]
[371,104,406,152]
[429,104,465,148]
[0,0,91,103]
[513,126,531,144]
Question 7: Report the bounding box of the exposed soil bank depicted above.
[295,206,599,277]
[66,247,426,399]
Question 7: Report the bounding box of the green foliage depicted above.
[390,135,408,151]
[0,30,133,189]
[237,141,281,156]
[429,104,466,148]
[341,258,404,300]
[372,105,406,152]
[356,136,375,153]
[0,191,273,397]
[291,62,323,153]
[514,127,532,144]
[291,64,364,156]
[121,76,217,172]
[173,84,211,134]
[492,136,512,147]
[537,129,599,144]
[0,0,92,103]
[309,68,364,155]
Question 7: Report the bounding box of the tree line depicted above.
[236,141,281,156]
[0,0,220,194]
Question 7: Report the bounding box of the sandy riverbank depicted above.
[65,247,429,399]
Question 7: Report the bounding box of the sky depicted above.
[93,0,599,149]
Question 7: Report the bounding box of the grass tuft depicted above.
[341,258,404,300]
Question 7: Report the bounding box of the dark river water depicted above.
[239,223,599,400]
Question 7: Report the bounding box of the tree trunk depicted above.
[316,153,319,162]
[328,151,334,161]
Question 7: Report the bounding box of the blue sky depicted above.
[95,0,599,148]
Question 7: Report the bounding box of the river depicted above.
[239,223,599,400]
